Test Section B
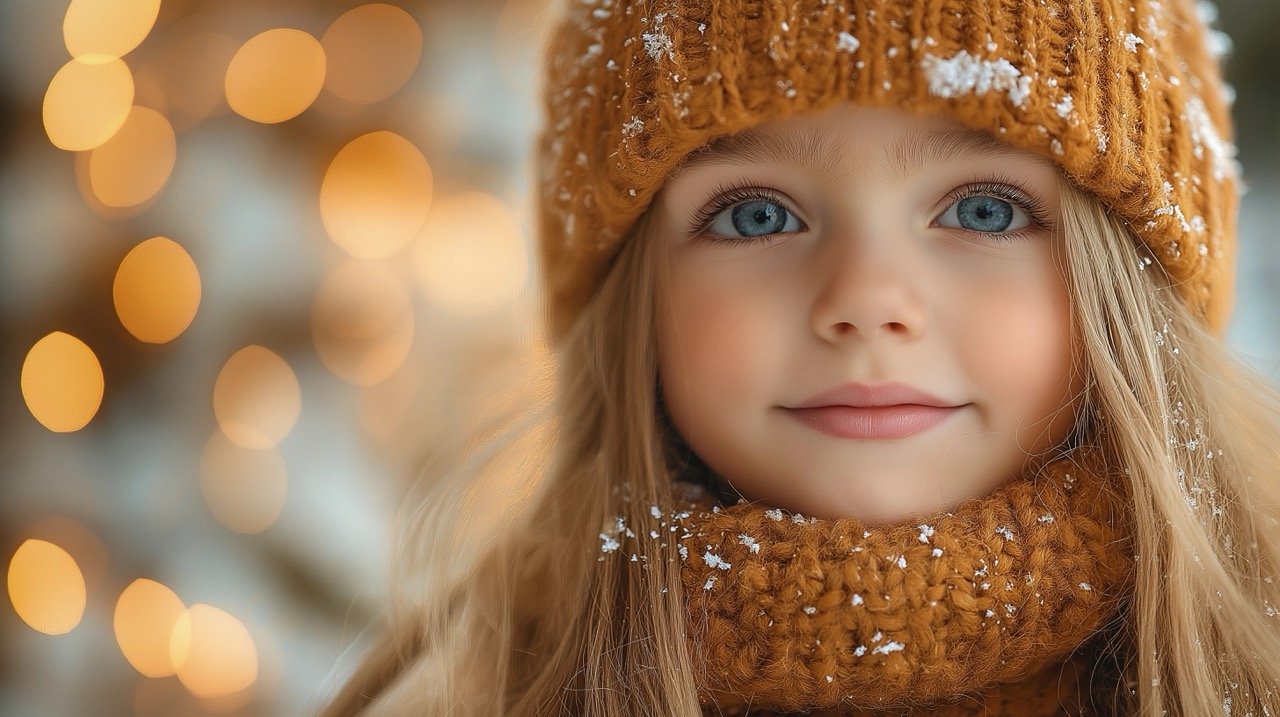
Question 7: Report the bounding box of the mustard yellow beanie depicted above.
[533,0,1241,344]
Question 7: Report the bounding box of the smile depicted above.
[783,404,965,440]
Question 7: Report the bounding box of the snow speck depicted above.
[1079,582,1093,591]
[896,555,908,569]
[1054,94,1073,119]
[600,533,620,553]
[984,608,995,618]
[1037,513,1056,524]
[803,605,817,615]
[1050,138,1064,156]
[621,116,644,137]
[1124,33,1144,53]
[872,640,906,655]
[641,13,675,62]
[703,549,732,570]
[995,526,1015,541]
[678,544,689,561]
[917,524,935,543]
[791,513,808,524]
[854,645,868,657]
[931,547,944,557]
[1184,95,1238,182]
[704,575,717,590]
[738,534,761,554]
[836,32,860,53]
[650,505,662,519]
[920,50,1032,109]
[851,593,864,606]
[1004,603,1017,616]
[765,508,784,522]
[825,675,833,683]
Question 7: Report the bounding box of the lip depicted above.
[782,381,966,440]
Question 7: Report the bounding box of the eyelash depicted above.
[685,176,1054,246]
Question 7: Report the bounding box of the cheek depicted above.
[659,276,772,411]
[961,269,1077,418]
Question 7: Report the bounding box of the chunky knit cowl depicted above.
[669,448,1135,716]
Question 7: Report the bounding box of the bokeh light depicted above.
[113,236,202,344]
[312,261,415,386]
[21,332,105,433]
[42,57,135,151]
[7,539,87,636]
[87,106,177,208]
[321,4,423,105]
[225,28,326,124]
[198,432,288,534]
[170,604,258,700]
[320,131,433,259]
[150,23,238,132]
[114,578,186,678]
[212,346,301,449]
[63,0,161,62]
[411,191,530,315]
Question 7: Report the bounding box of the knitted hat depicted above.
[534,0,1241,343]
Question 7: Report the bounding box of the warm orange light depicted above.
[7,539,86,635]
[212,346,301,449]
[225,29,326,124]
[43,57,135,151]
[199,432,288,534]
[21,332,105,432]
[152,24,238,131]
[63,0,161,61]
[87,106,176,208]
[170,604,258,700]
[113,236,201,344]
[320,131,433,259]
[321,4,423,104]
[412,191,530,314]
[312,261,415,386]
[114,578,186,677]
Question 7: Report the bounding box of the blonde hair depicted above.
[320,177,1280,716]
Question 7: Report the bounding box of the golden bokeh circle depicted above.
[198,432,288,534]
[212,346,301,449]
[43,57,135,151]
[7,539,87,635]
[412,191,530,315]
[88,106,177,208]
[21,332,105,433]
[311,261,415,386]
[321,4,423,104]
[225,29,326,124]
[114,578,186,677]
[320,131,433,259]
[63,0,161,61]
[170,604,258,700]
[113,236,202,344]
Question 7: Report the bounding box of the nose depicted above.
[810,234,928,343]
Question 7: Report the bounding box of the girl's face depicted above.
[654,103,1084,523]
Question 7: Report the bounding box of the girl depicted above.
[324,0,1280,714]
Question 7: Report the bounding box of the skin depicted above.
[654,103,1085,524]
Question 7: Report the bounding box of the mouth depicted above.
[782,403,967,440]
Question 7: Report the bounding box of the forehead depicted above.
[671,109,1056,183]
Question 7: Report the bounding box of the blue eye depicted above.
[936,181,1050,240]
[711,199,800,238]
[689,187,806,243]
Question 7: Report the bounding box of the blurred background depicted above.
[0,0,1275,715]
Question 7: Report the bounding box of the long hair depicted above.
[319,175,1280,716]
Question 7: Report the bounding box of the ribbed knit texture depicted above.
[535,0,1240,343]
[670,448,1133,715]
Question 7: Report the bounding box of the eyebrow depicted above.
[672,122,1055,183]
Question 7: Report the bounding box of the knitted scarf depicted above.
[671,448,1135,716]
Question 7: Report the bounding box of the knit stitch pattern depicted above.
[672,449,1132,713]
[535,0,1241,343]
